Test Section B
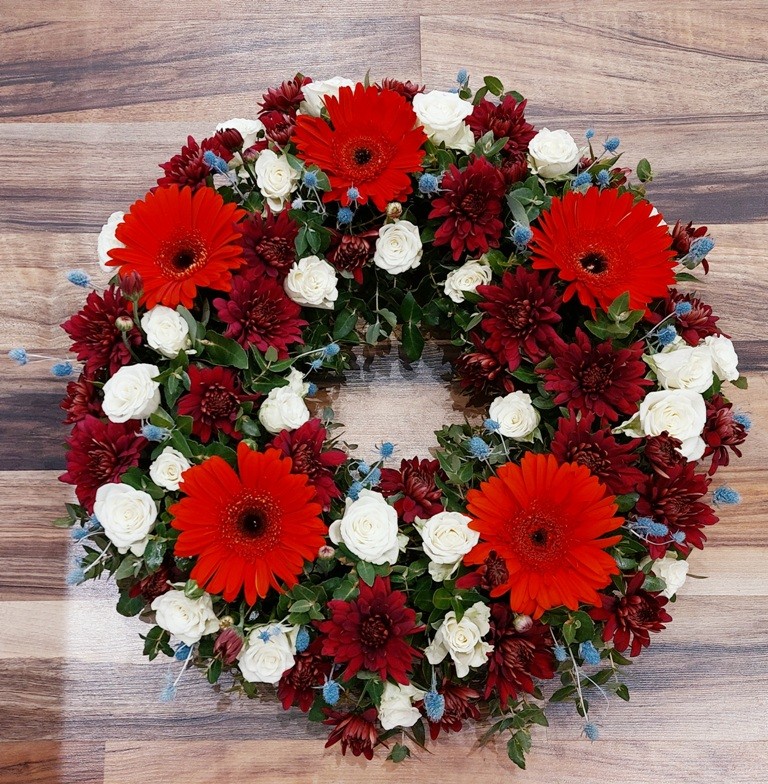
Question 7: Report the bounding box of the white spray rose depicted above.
[328,489,402,565]
[102,363,161,423]
[216,117,264,150]
[415,511,479,581]
[645,339,714,394]
[284,256,339,310]
[378,683,426,730]
[97,211,125,273]
[425,602,493,678]
[151,590,219,645]
[412,90,475,152]
[254,149,300,212]
[704,335,739,382]
[149,446,191,492]
[258,370,310,434]
[443,259,493,303]
[528,128,580,178]
[373,220,423,275]
[140,305,191,358]
[238,624,297,684]
[488,391,540,441]
[94,483,157,556]
[643,553,690,599]
[299,76,356,116]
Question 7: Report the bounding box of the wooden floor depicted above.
[1,2,767,782]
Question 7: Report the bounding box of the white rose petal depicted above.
[373,220,423,275]
[415,512,479,582]
[630,389,707,461]
[254,149,300,212]
[258,373,310,435]
[216,117,264,151]
[102,363,161,423]
[149,446,192,492]
[412,91,474,151]
[94,483,157,556]
[644,554,690,599]
[378,683,426,730]
[299,77,356,117]
[704,335,739,382]
[238,625,297,684]
[425,602,493,678]
[284,256,339,310]
[488,391,540,441]
[528,128,580,179]
[443,259,493,303]
[328,489,400,565]
[151,590,219,646]
[97,211,125,273]
[645,339,714,394]
[140,305,191,358]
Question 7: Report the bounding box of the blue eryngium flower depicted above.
[456,68,469,85]
[8,348,28,366]
[583,722,600,741]
[322,343,340,358]
[467,436,491,460]
[322,679,341,706]
[512,225,533,247]
[67,269,91,287]
[553,644,568,662]
[572,171,592,188]
[295,627,310,653]
[596,169,611,187]
[141,424,170,442]
[603,136,620,152]
[346,186,360,201]
[423,689,446,722]
[585,128,595,140]
[203,150,229,174]
[174,643,192,661]
[713,486,741,505]
[302,170,318,188]
[418,173,439,194]
[52,361,74,378]
[579,640,601,666]
[733,412,752,431]
[674,301,693,317]
[689,236,715,260]
[337,207,354,225]
[347,481,363,501]
[657,325,677,347]
[378,442,395,459]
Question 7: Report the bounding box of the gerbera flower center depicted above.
[578,251,609,275]
[223,491,280,551]
[157,229,209,279]
[337,136,391,182]
[359,613,391,648]
[508,505,567,570]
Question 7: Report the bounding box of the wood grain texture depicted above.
[1,1,767,782]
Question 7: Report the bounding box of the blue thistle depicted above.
[307,382,318,396]
[733,411,752,431]
[141,424,170,442]
[364,467,381,487]
[671,530,686,545]
[579,640,601,666]
[357,461,371,476]
[572,171,592,188]
[512,224,533,248]
[418,173,439,194]
[467,436,491,460]
[291,197,305,210]
[423,689,446,723]
[309,358,323,371]
[302,170,319,188]
[456,68,469,85]
[596,169,611,188]
[66,566,86,586]
[71,526,89,542]
[52,361,74,378]
[347,481,363,501]
[657,325,677,347]
[585,128,595,140]
[378,442,395,459]
[484,418,500,433]
[160,673,177,702]
[8,348,28,366]
[553,645,568,662]
[346,186,360,201]
[603,137,620,152]
[633,517,669,538]
[203,150,229,174]
[174,643,192,661]
[713,486,741,505]
[295,627,310,653]
[322,678,341,706]
[689,237,715,260]
[66,269,92,288]
[674,301,693,317]
[583,722,600,741]
[337,207,354,225]
[322,343,340,358]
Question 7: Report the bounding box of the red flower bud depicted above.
[213,626,244,664]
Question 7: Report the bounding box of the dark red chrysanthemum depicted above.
[60,373,103,423]
[671,219,711,273]
[260,75,312,116]
[430,156,506,260]
[62,286,140,375]
[323,708,379,759]
[213,627,245,665]
[377,457,446,523]
[59,415,147,512]
[213,275,306,356]
[636,462,718,558]
[702,394,748,475]
[316,576,423,684]
[278,639,330,712]
[484,603,556,705]
[643,432,686,478]
[260,110,296,146]
[157,132,240,190]
[270,418,346,510]
[590,572,673,657]
[177,365,248,443]
[454,330,515,396]
[455,549,510,592]
[477,267,562,370]
[551,412,645,496]
[377,78,425,101]
[651,291,721,346]
[420,679,480,740]
[499,153,530,186]
[541,328,652,422]
[467,96,536,158]
[327,228,378,284]
[128,558,185,603]
[239,208,299,281]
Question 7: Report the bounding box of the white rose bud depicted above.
[488,391,540,441]
[645,339,714,394]
[425,602,493,678]
[151,590,219,645]
[299,76,356,117]
[238,625,297,684]
[378,683,426,730]
[149,446,191,492]
[258,373,310,435]
[443,259,493,303]
[528,128,580,178]
[216,117,264,151]
[373,220,423,275]
[140,305,191,358]
[329,489,401,565]
[643,553,690,599]
[415,511,479,581]
[254,149,300,212]
[97,211,125,273]
[412,90,475,152]
[102,363,161,423]
[704,335,740,382]
[284,256,339,310]
[94,483,157,556]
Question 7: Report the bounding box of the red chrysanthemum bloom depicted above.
[128,558,185,603]
[636,462,718,558]
[269,418,346,510]
[468,97,536,158]
[702,394,748,475]
[465,452,623,618]
[60,373,103,423]
[177,365,248,443]
[484,603,556,704]
[651,291,721,346]
[260,110,296,146]
[239,208,299,281]
[541,329,653,423]
[551,412,645,495]
[499,153,530,186]
[454,330,515,396]
[377,457,446,523]
[671,219,711,272]
[157,132,240,190]
[316,576,424,684]
[213,274,306,356]
[377,77,425,101]
[108,185,246,309]
[170,443,326,604]
[59,415,147,512]
[477,267,562,370]
[530,188,676,314]
[455,549,511,593]
[278,639,331,712]
[590,572,672,657]
[430,156,506,261]
[643,432,686,478]
[421,679,480,740]
[259,75,312,116]
[323,708,379,759]
[327,228,378,284]
[62,286,140,375]
[293,84,427,210]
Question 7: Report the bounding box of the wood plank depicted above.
[0,742,104,784]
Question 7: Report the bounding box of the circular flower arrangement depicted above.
[30,72,751,767]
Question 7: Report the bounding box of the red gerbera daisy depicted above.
[465,452,623,618]
[269,418,346,510]
[170,443,325,604]
[540,328,653,423]
[430,156,506,261]
[420,679,480,740]
[108,185,246,309]
[177,365,248,443]
[293,84,427,210]
[530,188,676,314]
[213,274,306,356]
[316,575,424,684]
[377,457,445,523]
[239,208,299,281]
[323,708,379,759]
[59,415,147,512]
[277,639,331,712]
